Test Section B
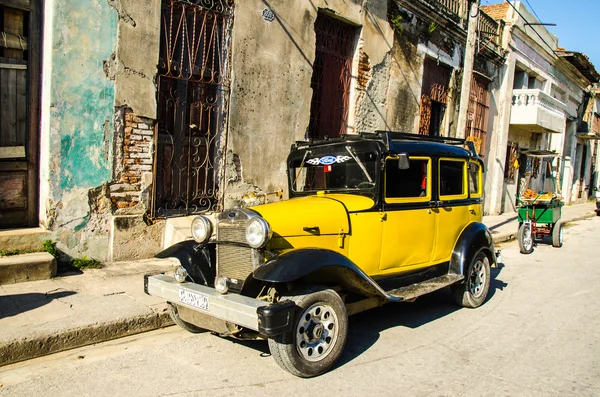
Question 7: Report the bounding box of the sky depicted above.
[481,0,600,71]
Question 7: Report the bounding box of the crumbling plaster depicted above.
[109,0,161,118]
[39,0,118,255]
[226,0,398,203]
[39,0,163,261]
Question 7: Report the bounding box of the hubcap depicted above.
[469,259,487,298]
[522,225,533,250]
[296,304,338,362]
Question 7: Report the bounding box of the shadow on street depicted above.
[0,290,77,319]
[228,270,508,370]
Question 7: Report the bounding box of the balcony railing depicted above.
[479,10,503,47]
[510,89,567,133]
[422,0,466,24]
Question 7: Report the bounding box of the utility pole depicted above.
[456,0,480,139]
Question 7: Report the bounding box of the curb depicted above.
[491,211,597,245]
[0,311,174,367]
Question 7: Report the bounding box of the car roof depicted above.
[389,140,472,158]
[291,132,477,160]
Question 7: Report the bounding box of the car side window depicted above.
[439,159,467,200]
[469,161,482,198]
[385,157,431,203]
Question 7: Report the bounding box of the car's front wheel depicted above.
[268,286,348,378]
[452,251,491,308]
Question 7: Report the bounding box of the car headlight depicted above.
[191,216,212,243]
[245,217,271,248]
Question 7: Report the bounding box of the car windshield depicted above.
[289,146,378,193]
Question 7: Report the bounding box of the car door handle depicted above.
[303,226,320,235]
[429,201,443,208]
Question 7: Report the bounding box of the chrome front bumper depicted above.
[145,274,266,331]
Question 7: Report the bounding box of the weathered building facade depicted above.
[481,1,599,214]
[1,0,508,260]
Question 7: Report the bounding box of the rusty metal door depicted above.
[152,0,234,218]
[465,74,490,156]
[0,0,41,229]
[307,13,357,140]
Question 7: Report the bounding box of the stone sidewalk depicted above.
[0,202,597,366]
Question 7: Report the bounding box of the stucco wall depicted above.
[226,0,397,205]
[225,0,470,207]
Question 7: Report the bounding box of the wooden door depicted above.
[0,0,41,229]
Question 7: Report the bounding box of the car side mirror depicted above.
[397,153,410,170]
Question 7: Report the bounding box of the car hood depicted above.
[251,194,374,237]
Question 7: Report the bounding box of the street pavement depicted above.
[0,202,597,367]
[1,215,599,396]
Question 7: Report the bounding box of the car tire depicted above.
[268,285,348,378]
[451,251,491,308]
[518,223,534,254]
[167,303,205,333]
[552,221,563,248]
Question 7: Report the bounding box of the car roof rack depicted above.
[375,130,479,157]
[291,131,479,158]
[291,132,382,150]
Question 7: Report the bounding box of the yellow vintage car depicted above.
[145,131,498,377]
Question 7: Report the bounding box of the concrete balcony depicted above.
[510,89,567,134]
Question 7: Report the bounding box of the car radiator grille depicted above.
[216,223,253,281]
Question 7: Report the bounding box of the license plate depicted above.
[178,289,209,311]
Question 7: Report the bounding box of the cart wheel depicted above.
[518,223,534,254]
[552,221,564,248]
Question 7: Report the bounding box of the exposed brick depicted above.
[110,191,141,199]
[116,201,138,209]
[137,123,152,130]
[110,183,140,192]
[128,152,152,159]
[129,134,142,141]
[124,145,143,153]
[125,113,134,122]
[124,126,133,134]
[130,164,152,171]
[133,128,153,136]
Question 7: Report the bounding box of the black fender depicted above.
[450,222,496,277]
[155,240,216,286]
[253,248,387,298]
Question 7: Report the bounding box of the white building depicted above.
[482,1,599,215]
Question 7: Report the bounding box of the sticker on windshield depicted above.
[306,155,352,166]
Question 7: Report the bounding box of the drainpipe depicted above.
[456,0,479,139]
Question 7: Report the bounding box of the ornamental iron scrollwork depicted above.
[152,0,235,218]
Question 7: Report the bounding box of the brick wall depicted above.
[110,108,155,210]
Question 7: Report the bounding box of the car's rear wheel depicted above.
[452,251,490,308]
[552,221,564,248]
[268,285,348,378]
[518,222,534,254]
[167,303,205,333]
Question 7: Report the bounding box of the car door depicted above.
[378,156,436,275]
[432,158,470,264]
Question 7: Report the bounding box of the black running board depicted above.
[385,274,464,301]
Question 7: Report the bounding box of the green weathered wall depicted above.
[50,0,117,192]
[40,0,118,259]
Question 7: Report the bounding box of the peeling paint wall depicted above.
[39,0,162,262]
[39,0,118,260]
